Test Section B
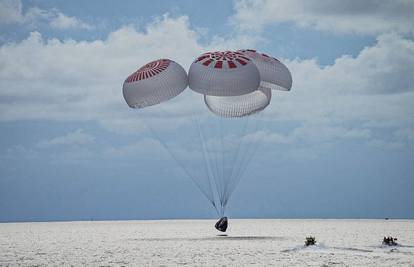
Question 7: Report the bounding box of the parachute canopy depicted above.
[123,59,188,109]
[204,87,271,118]
[188,51,260,96]
[238,49,292,91]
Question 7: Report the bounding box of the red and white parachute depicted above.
[123,59,188,108]
[122,50,292,218]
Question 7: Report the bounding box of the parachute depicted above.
[123,59,188,108]
[204,87,271,118]
[123,51,292,231]
[237,49,292,91]
[188,51,260,96]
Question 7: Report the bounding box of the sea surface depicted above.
[1,219,413,266]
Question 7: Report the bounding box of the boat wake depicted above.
[282,243,373,253]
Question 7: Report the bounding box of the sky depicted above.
[0,0,414,222]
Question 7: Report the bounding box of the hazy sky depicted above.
[1,0,414,222]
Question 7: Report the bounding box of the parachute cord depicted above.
[219,116,225,207]
[225,136,262,206]
[212,118,224,208]
[139,116,216,211]
[193,114,218,214]
[227,119,261,200]
[221,116,250,206]
[221,116,232,215]
[193,113,218,212]
[209,116,223,207]
[191,111,220,216]
[198,113,222,211]
[224,112,264,205]
[225,125,254,201]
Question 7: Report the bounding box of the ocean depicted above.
[1,219,413,266]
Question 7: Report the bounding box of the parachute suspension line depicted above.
[220,113,259,207]
[196,112,222,214]
[221,115,251,209]
[224,112,265,205]
[209,115,224,212]
[219,116,226,215]
[226,135,262,205]
[139,116,216,210]
[192,114,216,206]
[214,126,223,210]
[221,116,233,217]
[190,110,220,216]
[226,117,261,203]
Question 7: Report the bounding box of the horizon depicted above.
[2,217,414,225]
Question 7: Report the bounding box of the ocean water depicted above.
[1,219,413,266]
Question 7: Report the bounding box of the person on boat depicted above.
[383,236,398,246]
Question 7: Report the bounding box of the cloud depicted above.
[252,32,413,153]
[394,128,414,144]
[0,14,258,131]
[368,128,414,150]
[238,121,371,160]
[0,0,92,30]
[49,12,93,30]
[244,130,294,144]
[265,33,414,125]
[232,0,414,35]
[103,138,163,158]
[0,144,38,160]
[0,0,23,24]
[367,139,403,150]
[0,9,413,154]
[36,129,94,148]
[245,124,371,144]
